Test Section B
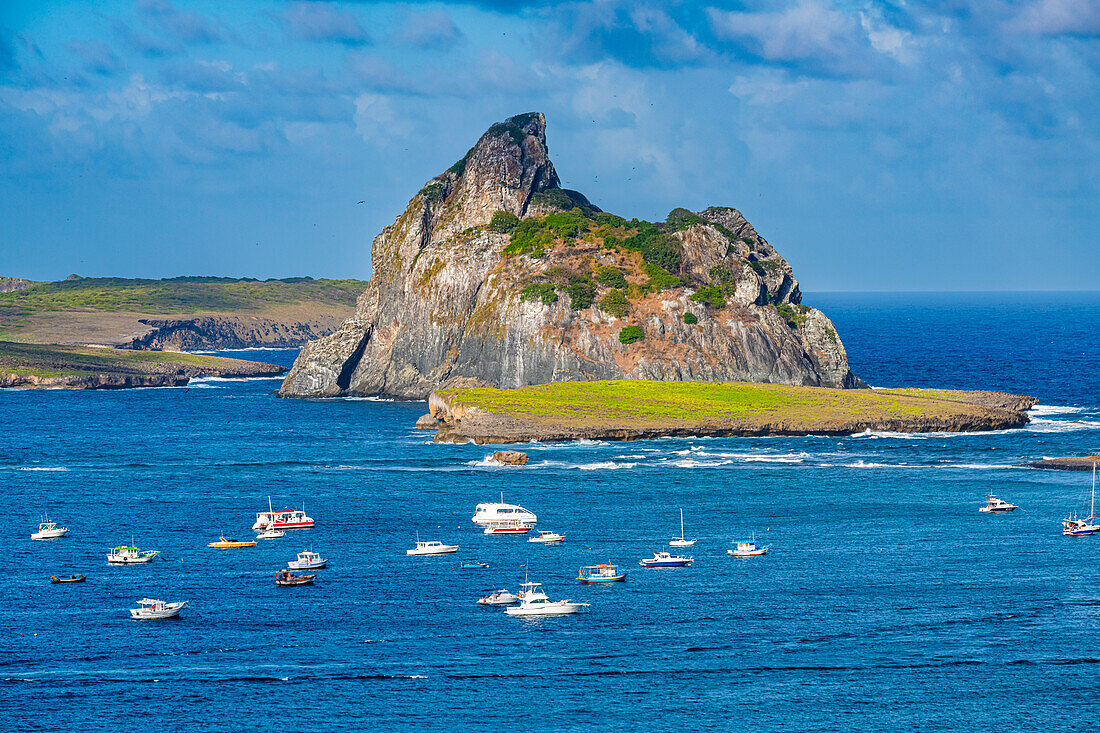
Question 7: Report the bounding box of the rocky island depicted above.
[280,112,861,400]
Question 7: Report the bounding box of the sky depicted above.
[0,0,1097,291]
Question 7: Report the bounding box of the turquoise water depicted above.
[3,292,1099,731]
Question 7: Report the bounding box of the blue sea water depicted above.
[2,292,1099,732]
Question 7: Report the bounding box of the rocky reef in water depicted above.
[280,112,864,399]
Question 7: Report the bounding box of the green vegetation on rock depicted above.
[594,266,627,288]
[665,208,705,232]
[644,263,681,291]
[683,312,698,324]
[566,275,596,310]
[599,289,630,318]
[776,303,811,330]
[489,211,520,234]
[690,286,726,310]
[520,282,558,306]
[618,325,645,344]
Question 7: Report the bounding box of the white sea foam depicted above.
[1028,404,1083,416]
[941,463,1018,470]
[577,461,637,470]
[1026,418,1100,434]
[842,460,897,468]
[16,466,69,472]
[667,458,735,468]
[338,396,402,402]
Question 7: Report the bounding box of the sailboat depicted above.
[256,497,286,539]
[1063,463,1100,536]
[669,508,696,547]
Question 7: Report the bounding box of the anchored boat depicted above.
[407,532,459,556]
[253,496,314,531]
[208,536,258,549]
[728,533,769,557]
[472,494,537,528]
[669,508,697,547]
[31,516,70,540]
[477,589,520,605]
[1064,463,1100,536]
[577,563,626,583]
[107,541,160,564]
[528,529,565,544]
[130,598,186,619]
[979,494,1018,513]
[275,569,316,586]
[483,519,533,535]
[287,550,327,570]
[460,560,490,569]
[50,574,86,584]
[504,580,588,617]
[639,551,693,568]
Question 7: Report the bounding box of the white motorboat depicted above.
[31,516,70,540]
[407,532,459,556]
[639,551,693,567]
[528,529,565,544]
[504,580,588,617]
[728,533,769,557]
[107,541,160,564]
[979,494,1018,513]
[130,598,187,619]
[256,527,286,540]
[477,589,520,605]
[670,508,697,547]
[1064,463,1100,536]
[472,493,537,527]
[287,550,327,570]
[253,496,314,531]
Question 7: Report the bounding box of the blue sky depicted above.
[0,0,1097,291]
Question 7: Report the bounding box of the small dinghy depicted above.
[275,569,316,586]
[460,560,490,569]
[50,574,86,584]
[207,536,258,549]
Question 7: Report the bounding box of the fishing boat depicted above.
[483,520,533,535]
[670,508,696,547]
[107,541,160,564]
[256,527,285,540]
[477,589,519,605]
[275,569,316,586]
[31,516,70,540]
[528,529,565,544]
[1063,463,1100,536]
[577,563,626,583]
[639,551,693,568]
[979,494,1018,513]
[252,496,314,531]
[130,598,187,619]
[50,574,86,584]
[460,560,490,569]
[207,536,258,549]
[407,533,459,556]
[504,580,588,616]
[728,533,769,557]
[287,550,327,569]
[472,494,537,527]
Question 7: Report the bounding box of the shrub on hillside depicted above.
[618,325,645,344]
[599,289,630,318]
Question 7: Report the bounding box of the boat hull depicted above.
[107,554,159,564]
[728,549,768,557]
[287,561,327,570]
[639,560,691,567]
[32,530,69,540]
[505,603,586,616]
[50,575,86,583]
[407,546,459,555]
[577,574,626,583]
[979,507,1017,513]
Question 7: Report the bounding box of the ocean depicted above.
[3,291,1099,731]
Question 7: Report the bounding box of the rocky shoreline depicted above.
[0,341,285,390]
[422,382,1037,444]
[1025,456,1100,471]
[123,315,345,351]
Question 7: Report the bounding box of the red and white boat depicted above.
[253,496,314,531]
[483,519,533,535]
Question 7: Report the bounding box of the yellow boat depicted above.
[207,536,258,549]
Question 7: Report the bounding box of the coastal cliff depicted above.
[280,112,862,399]
[124,314,345,351]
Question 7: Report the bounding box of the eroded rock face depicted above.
[280,112,864,399]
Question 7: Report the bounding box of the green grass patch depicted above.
[599,289,630,318]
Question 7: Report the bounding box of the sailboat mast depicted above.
[680,508,685,538]
[1092,462,1097,519]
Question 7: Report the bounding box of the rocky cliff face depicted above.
[280,112,863,399]
[123,315,345,351]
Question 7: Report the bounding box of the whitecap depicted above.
[1026,418,1100,434]
[666,458,735,468]
[1028,404,1083,417]
[577,461,637,470]
[16,466,69,472]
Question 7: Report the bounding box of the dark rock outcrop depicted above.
[124,316,345,351]
[1026,456,1100,471]
[280,112,863,399]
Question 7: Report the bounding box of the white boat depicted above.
[406,532,459,556]
[528,529,565,544]
[252,496,314,531]
[504,580,588,616]
[1064,463,1100,536]
[670,508,696,547]
[287,550,327,570]
[477,589,520,605]
[979,494,1018,513]
[639,551,693,567]
[107,540,160,564]
[472,493,537,527]
[130,598,187,619]
[728,533,769,557]
[256,528,285,540]
[483,519,533,535]
[31,516,70,540]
